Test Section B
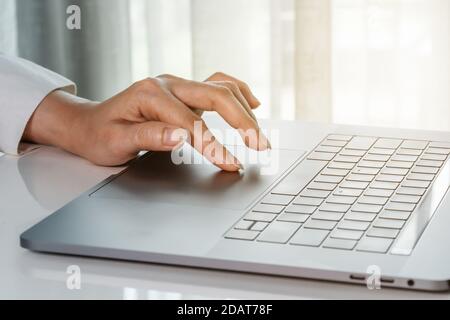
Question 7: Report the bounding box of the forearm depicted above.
[22,90,95,155]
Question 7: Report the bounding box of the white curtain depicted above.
[1,0,449,130]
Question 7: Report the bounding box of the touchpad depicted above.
[91,146,305,210]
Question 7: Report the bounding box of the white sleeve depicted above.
[0,54,77,155]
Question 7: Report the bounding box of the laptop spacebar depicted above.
[271,159,328,196]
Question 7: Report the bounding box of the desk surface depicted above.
[1,144,450,300]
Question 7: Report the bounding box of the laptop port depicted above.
[380,277,394,284]
[349,274,366,281]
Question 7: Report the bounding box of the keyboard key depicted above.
[397,186,426,196]
[328,161,355,170]
[407,173,435,181]
[308,152,335,161]
[346,173,374,182]
[225,229,259,241]
[277,213,310,223]
[340,181,370,189]
[315,175,343,184]
[303,219,337,230]
[416,159,444,168]
[351,203,383,214]
[356,237,393,253]
[315,145,341,153]
[326,195,357,205]
[379,210,411,220]
[421,153,447,161]
[323,238,357,250]
[376,174,404,183]
[334,155,360,163]
[385,202,416,212]
[352,167,380,175]
[396,148,423,156]
[285,204,317,214]
[358,160,385,168]
[308,182,337,191]
[402,179,430,189]
[300,189,330,198]
[322,139,347,147]
[373,218,405,229]
[333,188,363,197]
[257,221,301,244]
[369,148,395,155]
[331,229,364,240]
[426,147,450,155]
[338,220,371,231]
[235,220,254,230]
[320,203,351,213]
[386,161,413,169]
[345,212,377,222]
[370,181,399,190]
[245,212,277,222]
[411,166,438,174]
[253,204,284,214]
[380,167,409,176]
[391,154,418,162]
[401,140,428,150]
[429,141,450,149]
[391,194,421,204]
[322,168,350,176]
[363,154,390,162]
[374,138,402,149]
[346,136,377,150]
[313,211,345,221]
[290,228,329,247]
[340,149,366,157]
[364,188,394,197]
[358,196,388,205]
[261,194,294,206]
[367,227,400,239]
[293,196,323,206]
[251,222,269,231]
[328,134,353,141]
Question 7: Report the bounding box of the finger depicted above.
[133,80,242,171]
[208,80,257,122]
[205,72,261,109]
[127,121,189,153]
[158,76,270,150]
[191,118,243,172]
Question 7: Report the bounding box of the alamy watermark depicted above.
[66,265,81,290]
[66,5,81,30]
[170,122,280,175]
[366,265,382,290]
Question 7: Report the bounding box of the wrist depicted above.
[23,90,96,155]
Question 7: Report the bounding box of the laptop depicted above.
[20,116,450,291]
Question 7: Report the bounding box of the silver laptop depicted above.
[20,118,450,291]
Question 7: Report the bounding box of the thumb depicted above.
[129,121,189,152]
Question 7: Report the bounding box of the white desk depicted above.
[1,144,449,300]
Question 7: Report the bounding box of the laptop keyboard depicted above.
[225,135,450,254]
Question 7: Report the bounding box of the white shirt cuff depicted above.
[0,54,77,155]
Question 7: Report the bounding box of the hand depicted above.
[23,72,270,171]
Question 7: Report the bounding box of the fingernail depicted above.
[251,94,261,107]
[259,131,272,151]
[163,128,188,147]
